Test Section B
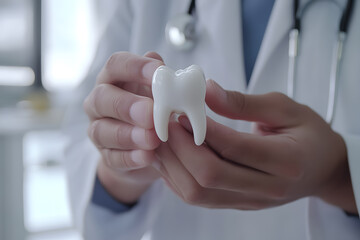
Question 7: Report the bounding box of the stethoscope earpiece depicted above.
[165,14,196,51]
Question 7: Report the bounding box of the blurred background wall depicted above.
[0,0,114,239]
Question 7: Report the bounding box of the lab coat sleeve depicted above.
[62,0,164,237]
[83,179,165,240]
[91,174,135,213]
[342,134,360,215]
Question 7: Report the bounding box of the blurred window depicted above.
[23,131,82,240]
[0,0,97,91]
[0,0,35,87]
[42,0,97,91]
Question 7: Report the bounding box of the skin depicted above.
[84,52,163,204]
[84,52,358,214]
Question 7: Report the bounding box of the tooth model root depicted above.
[153,106,172,142]
[152,65,207,146]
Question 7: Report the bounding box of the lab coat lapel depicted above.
[196,0,247,92]
[247,0,293,93]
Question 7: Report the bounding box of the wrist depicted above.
[317,133,358,214]
[92,174,136,212]
[318,167,358,214]
[97,160,152,205]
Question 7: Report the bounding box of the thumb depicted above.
[205,79,302,126]
[144,51,164,62]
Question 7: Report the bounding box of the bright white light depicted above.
[0,66,35,86]
[42,0,97,91]
[24,131,72,232]
[169,27,186,46]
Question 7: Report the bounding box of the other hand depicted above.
[83,52,163,204]
[156,79,357,214]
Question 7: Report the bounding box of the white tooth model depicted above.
[152,65,206,146]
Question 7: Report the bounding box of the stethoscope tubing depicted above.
[288,0,354,125]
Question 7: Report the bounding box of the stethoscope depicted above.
[289,0,354,124]
[165,0,354,125]
[165,0,196,51]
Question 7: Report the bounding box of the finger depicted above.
[88,118,160,151]
[205,79,303,127]
[97,52,163,86]
[100,148,157,170]
[144,51,164,62]
[167,121,284,197]
[122,167,160,184]
[84,83,154,129]
[155,142,228,208]
[157,141,279,209]
[155,143,193,201]
[205,117,303,179]
[151,147,184,198]
[179,116,303,179]
[112,52,163,98]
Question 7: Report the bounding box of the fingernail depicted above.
[131,127,147,147]
[178,115,192,132]
[130,101,152,128]
[142,61,162,80]
[131,150,146,166]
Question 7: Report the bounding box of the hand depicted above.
[155,79,357,213]
[83,52,163,204]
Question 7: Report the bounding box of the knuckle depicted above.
[228,91,246,114]
[266,185,289,200]
[298,104,315,119]
[183,185,204,205]
[112,95,124,120]
[115,125,131,147]
[268,92,303,119]
[104,52,122,78]
[101,149,113,168]
[83,85,105,117]
[88,120,101,147]
[92,84,108,115]
[267,92,289,103]
[272,92,292,108]
[269,91,289,104]
[117,151,135,169]
[269,91,288,100]
[196,165,220,188]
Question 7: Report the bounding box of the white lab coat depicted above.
[63,0,360,239]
